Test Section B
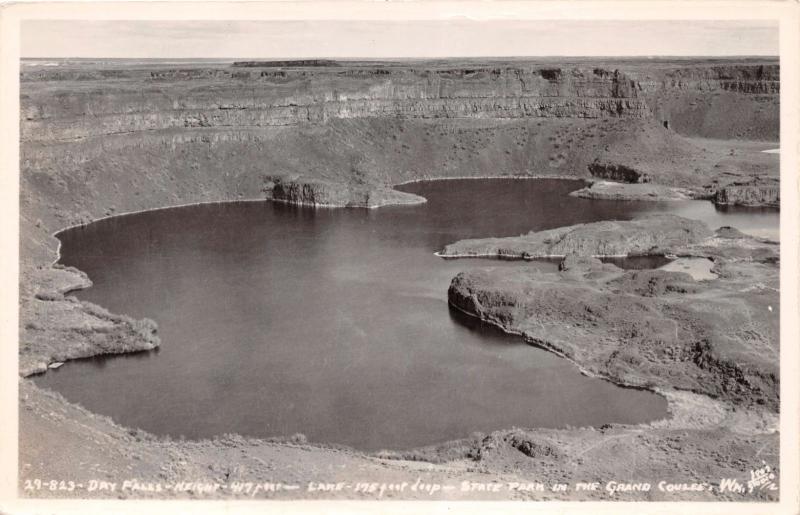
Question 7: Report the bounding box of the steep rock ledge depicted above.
[588,161,651,183]
[267,175,426,208]
[714,178,780,207]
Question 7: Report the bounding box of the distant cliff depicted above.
[20,62,778,142]
[232,60,340,67]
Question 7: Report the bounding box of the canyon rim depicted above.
[3,7,800,515]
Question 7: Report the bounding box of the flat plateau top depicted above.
[20,56,780,71]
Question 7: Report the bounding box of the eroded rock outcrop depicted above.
[267,175,426,208]
[588,161,650,183]
[714,178,780,207]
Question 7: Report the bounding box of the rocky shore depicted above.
[19,265,160,377]
[445,216,779,413]
[439,214,713,259]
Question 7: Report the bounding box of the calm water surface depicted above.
[36,179,778,450]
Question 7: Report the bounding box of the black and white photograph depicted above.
[1,1,798,513]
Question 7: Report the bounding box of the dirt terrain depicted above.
[18,58,781,500]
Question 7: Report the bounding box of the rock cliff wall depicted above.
[714,179,780,207]
[588,162,651,183]
[268,175,426,208]
[21,62,778,142]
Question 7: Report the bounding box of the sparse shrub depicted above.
[290,433,308,444]
[34,292,61,301]
[132,317,159,341]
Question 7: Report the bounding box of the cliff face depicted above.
[588,162,650,183]
[268,175,426,208]
[20,62,778,143]
[635,65,779,140]
[21,66,656,142]
[714,179,780,207]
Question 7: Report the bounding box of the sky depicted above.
[21,20,779,59]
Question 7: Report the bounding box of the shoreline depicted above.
[266,194,427,210]
[444,299,778,438]
[50,197,271,267]
[446,301,673,397]
[436,251,655,259]
[394,173,587,186]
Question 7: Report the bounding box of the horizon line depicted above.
[21,55,781,60]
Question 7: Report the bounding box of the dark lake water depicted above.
[37,179,779,451]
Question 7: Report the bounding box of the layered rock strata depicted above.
[21,61,778,141]
[267,175,426,208]
[714,178,780,207]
